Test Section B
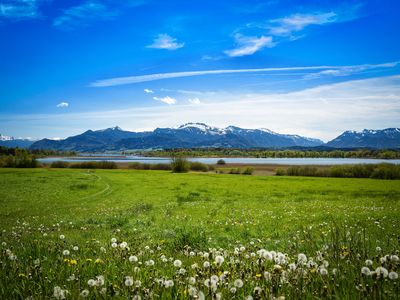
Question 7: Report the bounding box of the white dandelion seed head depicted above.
[173,259,182,267]
[129,255,138,262]
[87,279,96,287]
[234,279,244,288]
[62,250,70,256]
[230,287,237,294]
[111,243,117,248]
[391,255,399,262]
[375,267,388,278]
[298,253,307,263]
[215,255,225,266]
[59,235,65,240]
[264,271,271,281]
[124,276,134,286]
[203,261,210,268]
[189,277,196,284]
[361,267,371,276]
[80,289,89,298]
[73,246,79,251]
[365,259,373,266]
[119,242,128,249]
[111,238,117,243]
[389,271,398,280]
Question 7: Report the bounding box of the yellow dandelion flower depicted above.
[86,258,93,263]
[69,259,77,266]
[18,273,27,278]
[256,273,262,278]
[95,258,103,264]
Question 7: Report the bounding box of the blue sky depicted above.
[0,0,399,141]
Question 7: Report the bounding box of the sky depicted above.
[0,0,399,141]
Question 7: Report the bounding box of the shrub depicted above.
[69,161,117,169]
[0,155,39,168]
[275,168,286,176]
[189,162,209,172]
[171,156,190,173]
[217,159,226,165]
[229,168,241,174]
[242,167,254,175]
[50,161,70,168]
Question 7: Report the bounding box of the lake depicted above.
[38,156,400,165]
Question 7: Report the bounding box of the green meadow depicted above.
[1,168,399,299]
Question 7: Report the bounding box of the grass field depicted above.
[0,168,399,299]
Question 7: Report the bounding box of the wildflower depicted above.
[375,267,388,278]
[298,253,307,263]
[111,238,117,243]
[361,267,371,276]
[211,275,219,283]
[1,242,6,246]
[96,275,105,286]
[80,289,89,298]
[95,258,103,264]
[59,235,65,240]
[234,279,244,288]
[135,280,141,287]
[230,287,237,294]
[365,259,373,266]
[73,246,79,251]
[264,271,271,281]
[132,295,141,300]
[145,259,155,266]
[173,259,182,267]
[164,279,174,288]
[318,267,328,276]
[88,279,96,287]
[389,271,398,280]
[189,277,196,284]
[203,261,210,268]
[129,255,138,262]
[111,243,117,248]
[62,250,70,256]
[100,247,106,253]
[191,263,198,269]
[376,246,382,252]
[215,255,224,266]
[53,286,67,299]
[119,242,128,249]
[125,276,134,286]
[178,268,186,275]
[391,255,399,262]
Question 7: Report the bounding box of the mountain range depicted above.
[22,123,400,152]
[0,134,35,148]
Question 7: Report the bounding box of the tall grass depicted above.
[69,161,117,169]
[277,163,400,179]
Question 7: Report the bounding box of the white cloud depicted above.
[268,12,337,37]
[53,1,118,30]
[144,88,154,93]
[90,61,400,87]
[188,98,201,105]
[56,102,69,108]
[0,0,41,19]
[147,34,184,50]
[224,34,275,57]
[153,96,176,105]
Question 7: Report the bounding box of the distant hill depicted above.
[0,134,35,148]
[326,128,400,149]
[30,123,324,152]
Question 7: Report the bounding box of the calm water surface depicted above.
[38,156,400,165]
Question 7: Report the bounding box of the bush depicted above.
[128,162,172,170]
[217,159,226,165]
[171,156,190,173]
[189,162,209,172]
[69,161,117,169]
[0,155,39,168]
[229,168,241,174]
[50,161,70,168]
[275,168,286,176]
[242,167,254,175]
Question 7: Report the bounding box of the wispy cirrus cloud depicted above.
[224,34,275,57]
[144,88,154,94]
[147,34,184,50]
[188,98,201,105]
[153,96,176,105]
[0,0,42,19]
[53,1,118,30]
[90,61,400,87]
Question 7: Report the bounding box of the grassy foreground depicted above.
[0,168,399,299]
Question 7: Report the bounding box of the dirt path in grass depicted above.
[80,171,112,200]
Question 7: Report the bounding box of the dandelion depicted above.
[124,276,134,287]
[361,267,371,276]
[145,260,155,266]
[389,271,398,280]
[129,255,138,262]
[391,255,399,262]
[100,247,106,253]
[119,242,128,249]
[111,243,117,248]
[53,286,67,299]
[164,279,174,288]
[59,235,65,240]
[234,279,244,288]
[88,279,96,287]
[111,238,117,243]
[132,295,141,300]
[376,246,382,252]
[96,275,105,286]
[135,280,141,287]
[230,287,237,294]
[375,266,388,278]
[365,259,373,266]
[318,267,328,275]
[215,255,224,266]
[298,253,307,263]
[203,261,210,268]
[73,246,79,251]
[80,289,89,298]
[189,277,196,284]
[211,275,219,283]
[264,271,271,281]
[173,259,182,267]
[62,250,70,256]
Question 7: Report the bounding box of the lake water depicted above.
[38,156,400,165]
